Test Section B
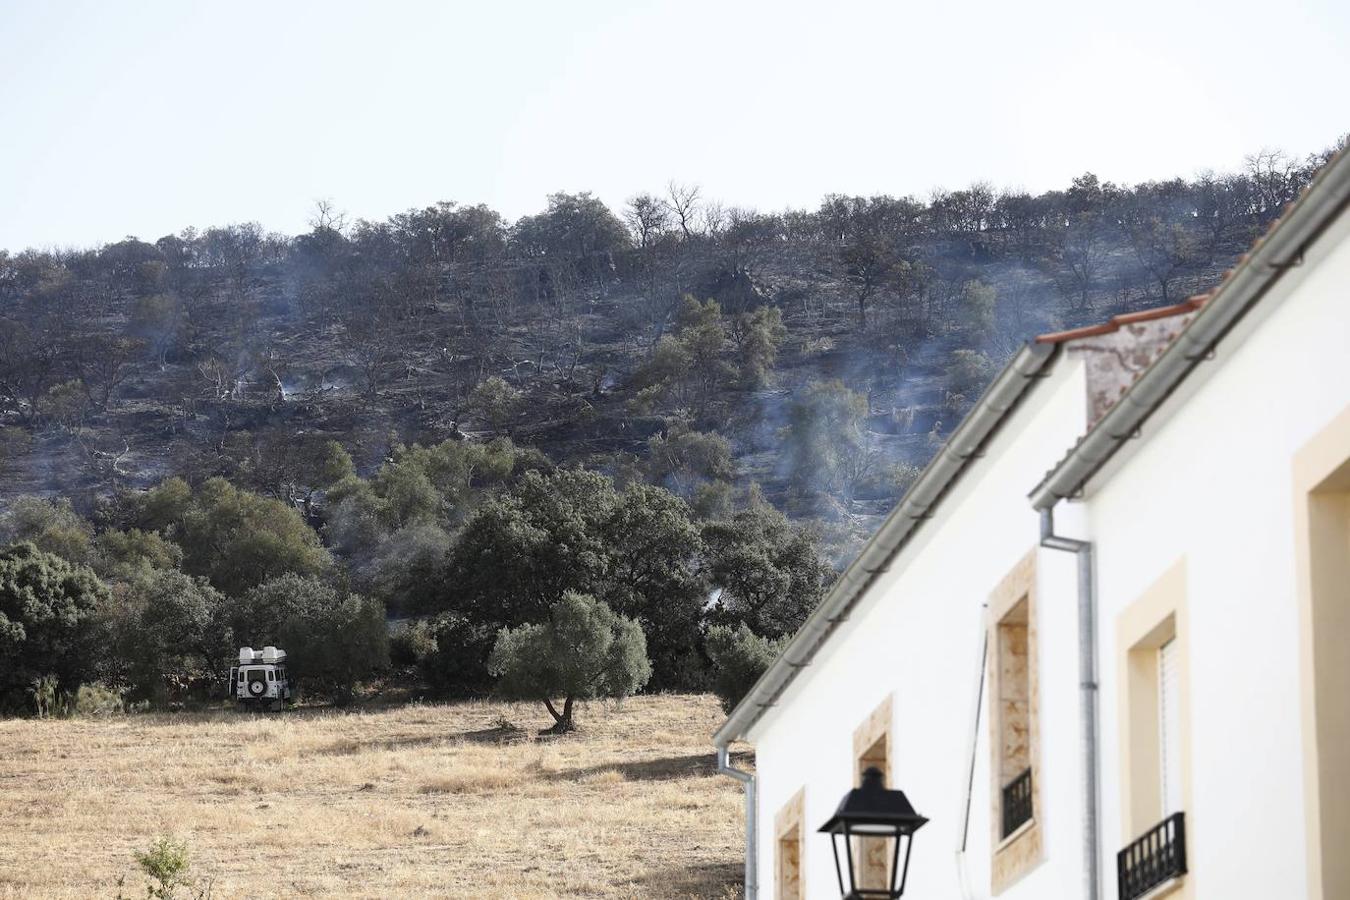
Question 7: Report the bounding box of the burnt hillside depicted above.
[0,146,1335,554]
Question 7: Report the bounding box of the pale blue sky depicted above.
[1,0,1346,251]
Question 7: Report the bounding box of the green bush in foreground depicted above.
[117,835,211,900]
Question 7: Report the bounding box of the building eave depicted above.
[714,143,1350,749]
[1028,144,1350,510]
[714,338,1060,747]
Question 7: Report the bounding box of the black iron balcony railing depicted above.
[1118,811,1187,900]
[1000,767,1033,838]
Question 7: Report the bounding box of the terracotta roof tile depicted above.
[1034,294,1209,344]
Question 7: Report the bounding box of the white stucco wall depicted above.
[747,354,1090,899]
[1083,206,1350,899]
[743,204,1350,900]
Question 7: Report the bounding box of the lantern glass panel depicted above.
[818,767,928,898]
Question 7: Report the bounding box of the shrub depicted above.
[705,623,786,713]
[691,480,733,520]
[72,682,123,717]
[116,835,211,900]
[135,477,193,534]
[702,502,833,639]
[0,426,33,478]
[142,477,332,596]
[957,279,997,339]
[235,574,388,701]
[943,348,994,400]
[644,426,734,498]
[137,836,190,894]
[734,305,787,387]
[0,497,95,566]
[389,619,438,668]
[93,528,183,582]
[318,440,357,486]
[116,570,229,705]
[0,543,109,711]
[367,523,451,613]
[781,379,873,501]
[44,379,89,431]
[417,613,498,697]
[467,376,523,434]
[372,461,441,528]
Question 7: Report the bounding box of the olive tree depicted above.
[487,591,651,733]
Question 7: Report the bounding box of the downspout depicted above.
[717,743,758,900]
[1040,506,1100,900]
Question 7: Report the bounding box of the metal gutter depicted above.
[1029,145,1350,510]
[714,338,1057,749]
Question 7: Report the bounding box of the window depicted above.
[1294,406,1350,899]
[1121,604,1186,832]
[775,789,805,900]
[987,549,1043,894]
[853,697,893,893]
[1116,560,1190,899]
[995,596,1032,838]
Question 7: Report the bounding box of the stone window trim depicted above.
[1293,400,1350,900]
[853,695,894,787]
[987,548,1044,895]
[852,695,894,892]
[1115,557,1193,900]
[775,787,806,900]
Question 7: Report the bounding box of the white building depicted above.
[714,147,1350,900]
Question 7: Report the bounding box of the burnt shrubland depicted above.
[0,147,1338,528]
[0,144,1342,709]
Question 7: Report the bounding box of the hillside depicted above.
[0,146,1335,555]
[0,695,744,899]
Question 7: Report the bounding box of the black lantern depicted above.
[818,766,928,899]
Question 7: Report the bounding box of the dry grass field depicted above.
[0,694,748,899]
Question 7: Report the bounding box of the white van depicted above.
[229,646,294,710]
